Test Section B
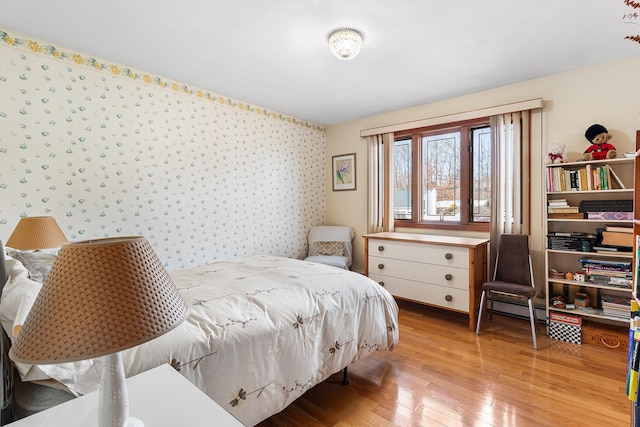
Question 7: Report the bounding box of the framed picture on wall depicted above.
[332,153,356,191]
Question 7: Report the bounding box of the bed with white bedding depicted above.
[0,246,399,426]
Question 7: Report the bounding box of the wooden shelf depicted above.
[546,248,633,258]
[547,218,633,224]
[549,307,629,324]
[546,157,634,168]
[547,189,633,195]
[546,277,632,292]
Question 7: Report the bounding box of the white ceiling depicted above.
[2,1,639,126]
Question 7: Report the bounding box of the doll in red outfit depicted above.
[583,124,617,161]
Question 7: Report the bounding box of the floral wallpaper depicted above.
[0,29,326,269]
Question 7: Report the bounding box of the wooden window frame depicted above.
[393,118,490,232]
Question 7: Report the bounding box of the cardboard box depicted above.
[549,312,582,344]
[582,321,628,352]
[601,231,633,247]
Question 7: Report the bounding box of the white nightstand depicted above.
[7,364,245,427]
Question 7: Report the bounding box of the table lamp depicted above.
[10,236,189,427]
[6,216,68,250]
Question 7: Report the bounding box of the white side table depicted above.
[7,364,245,427]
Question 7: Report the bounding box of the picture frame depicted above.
[332,153,356,191]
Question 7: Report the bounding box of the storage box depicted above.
[586,211,634,220]
[582,321,628,352]
[549,312,582,344]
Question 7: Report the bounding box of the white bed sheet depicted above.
[4,255,399,426]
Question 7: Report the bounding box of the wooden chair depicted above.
[475,234,538,350]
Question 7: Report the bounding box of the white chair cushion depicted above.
[306,226,354,268]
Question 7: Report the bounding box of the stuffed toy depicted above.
[545,143,566,164]
[583,124,617,161]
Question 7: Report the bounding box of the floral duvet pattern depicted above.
[35,256,399,426]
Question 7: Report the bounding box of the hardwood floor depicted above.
[258,300,630,427]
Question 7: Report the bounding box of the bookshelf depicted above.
[635,130,640,304]
[628,131,639,421]
[545,155,635,334]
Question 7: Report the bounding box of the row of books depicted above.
[546,163,625,192]
[600,294,630,319]
[547,199,583,219]
[598,225,634,252]
[547,232,595,252]
[579,257,633,288]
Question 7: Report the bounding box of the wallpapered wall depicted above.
[0,30,326,269]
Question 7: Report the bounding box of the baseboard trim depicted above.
[490,296,546,323]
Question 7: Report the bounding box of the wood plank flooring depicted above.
[258,300,630,427]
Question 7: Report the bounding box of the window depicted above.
[393,118,491,230]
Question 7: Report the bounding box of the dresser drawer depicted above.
[368,239,468,268]
[369,273,469,312]
[368,256,468,290]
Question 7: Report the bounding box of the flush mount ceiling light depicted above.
[328,28,363,60]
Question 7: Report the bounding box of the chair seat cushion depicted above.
[304,256,349,270]
[482,280,536,298]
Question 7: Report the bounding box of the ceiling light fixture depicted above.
[328,28,363,60]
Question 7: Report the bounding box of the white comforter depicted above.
[4,255,399,426]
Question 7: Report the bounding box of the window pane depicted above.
[422,132,460,221]
[472,127,491,222]
[393,139,412,220]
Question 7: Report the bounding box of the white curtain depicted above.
[489,111,531,269]
[366,133,394,233]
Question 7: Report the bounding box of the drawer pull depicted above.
[445,273,453,281]
[445,253,453,260]
[378,264,385,270]
[378,245,385,252]
[378,281,385,287]
[445,295,452,302]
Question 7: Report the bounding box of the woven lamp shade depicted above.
[10,236,188,364]
[6,216,68,250]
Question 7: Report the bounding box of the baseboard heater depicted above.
[490,296,546,323]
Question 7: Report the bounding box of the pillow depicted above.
[0,256,43,338]
[5,248,56,283]
[312,241,344,256]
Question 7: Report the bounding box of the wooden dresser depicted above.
[364,232,489,331]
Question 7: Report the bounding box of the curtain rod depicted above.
[360,98,544,137]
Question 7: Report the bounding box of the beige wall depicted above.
[326,56,640,282]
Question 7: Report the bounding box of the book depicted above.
[608,166,626,189]
[605,224,633,233]
[602,231,634,247]
[548,212,584,219]
[594,246,633,254]
[548,206,580,213]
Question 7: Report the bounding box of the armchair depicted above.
[304,226,354,270]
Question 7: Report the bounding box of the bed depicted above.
[0,240,399,426]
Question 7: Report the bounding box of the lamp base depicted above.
[99,353,145,427]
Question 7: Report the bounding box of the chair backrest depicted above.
[307,225,355,266]
[493,234,533,286]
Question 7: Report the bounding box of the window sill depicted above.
[394,221,490,233]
